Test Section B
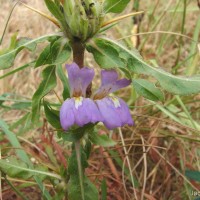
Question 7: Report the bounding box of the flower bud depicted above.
[63,0,104,41]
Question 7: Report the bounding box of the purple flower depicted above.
[93,70,134,129]
[60,63,133,131]
[60,63,103,130]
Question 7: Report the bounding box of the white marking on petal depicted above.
[110,96,121,108]
[74,97,83,109]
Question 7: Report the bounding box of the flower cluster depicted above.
[60,63,133,130]
[63,0,104,41]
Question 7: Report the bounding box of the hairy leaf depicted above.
[68,147,98,200]
[133,79,164,101]
[35,38,71,68]
[0,34,60,69]
[0,158,59,180]
[88,38,200,95]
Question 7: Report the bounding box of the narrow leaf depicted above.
[44,0,64,22]
[101,179,107,200]
[103,0,130,13]
[0,120,30,163]
[90,132,116,147]
[185,170,200,182]
[32,65,57,122]
[0,62,34,80]
[56,64,70,99]
[44,101,62,129]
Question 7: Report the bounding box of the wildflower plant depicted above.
[0,0,200,199]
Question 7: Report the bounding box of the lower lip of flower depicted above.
[109,96,121,108]
[74,97,83,109]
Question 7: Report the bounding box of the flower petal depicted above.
[60,98,75,130]
[96,97,122,129]
[101,70,118,85]
[74,98,103,126]
[66,62,94,97]
[60,97,102,130]
[94,70,131,99]
[118,98,134,126]
[96,97,133,129]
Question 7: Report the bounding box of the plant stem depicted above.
[71,39,86,200]
[72,40,85,68]
[75,141,85,200]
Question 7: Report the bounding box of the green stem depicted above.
[75,141,85,200]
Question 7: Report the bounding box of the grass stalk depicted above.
[173,0,187,73]
[118,128,138,200]
[1,172,28,200]
[0,2,18,46]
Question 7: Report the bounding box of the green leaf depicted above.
[10,113,30,131]
[60,124,96,142]
[0,158,60,180]
[68,147,98,200]
[87,42,124,69]
[101,179,107,200]
[32,65,57,122]
[103,0,131,13]
[56,64,70,99]
[0,120,30,163]
[185,170,200,182]
[88,38,200,95]
[11,102,31,110]
[0,33,18,54]
[44,101,62,129]
[44,0,64,22]
[0,62,34,80]
[35,44,51,67]
[84,177,98,200]
[84,141,92,159]
[17,37,37,51]
[133,79,164,101]
[0,34,60,69]
[90,131,116,147]
[0,119,52,199]
[35,38,71,68]
[69,177,98,200]
[0,157,38,179]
